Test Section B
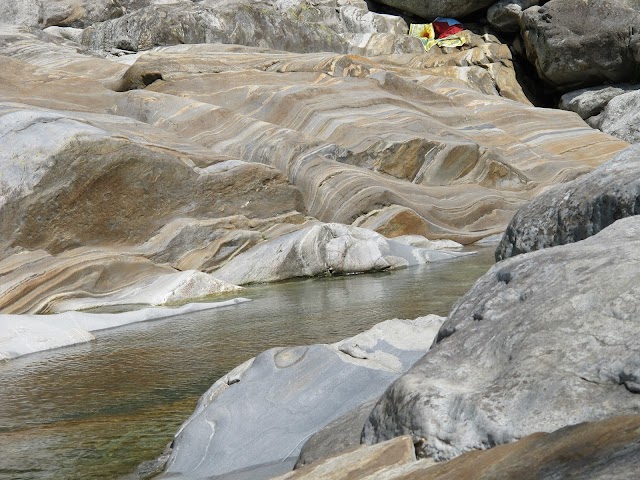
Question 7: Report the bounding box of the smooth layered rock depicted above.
[364,216,640,460]
[50,270,241,312]
[521,0,640,89]
[81,0,416,56]
[0,298,250,361]
[214,223,472,285]
[115,44,626,244]
[0,18,628,314]
[496,145,640,259]
[276,416,640,479]
[0,0,129,28]
[162,315,446,479]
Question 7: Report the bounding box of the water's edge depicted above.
[0,248,495,480]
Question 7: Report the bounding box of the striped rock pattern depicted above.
[0,19,629,313]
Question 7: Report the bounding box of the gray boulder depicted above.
[496,145,640,260]
[487,0,539,32]
[372,0,496,19]
[593,90,640,144]
[521,0,640,89]
[363,216,640,460]
[559,84,640,120]
[161,315,446,479]
[295,400,377,469]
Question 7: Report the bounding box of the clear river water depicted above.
[0,247,495,480]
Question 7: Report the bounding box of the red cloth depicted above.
[433,22,464,39]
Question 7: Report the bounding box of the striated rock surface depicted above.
[80,0,419,56]
[364,216,640,460]
[115,44,625,244]
[279,436,417,480]
[275,416,640,480]
[521,0,640,89]
[496,145,640,259]
[0,5,629,313]
[214,223,472,285]
[161,315,446,479]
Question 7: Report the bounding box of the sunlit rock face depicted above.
[0,1,629,313]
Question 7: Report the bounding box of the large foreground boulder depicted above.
[363,216,640,460]
[496,145,640,259]
[161,315,446,479]
[521,0,640,89]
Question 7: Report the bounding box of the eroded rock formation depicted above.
[0,10,627,313]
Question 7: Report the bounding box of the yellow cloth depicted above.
[409,23,466,51]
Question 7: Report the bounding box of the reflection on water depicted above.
[0,248,495,479]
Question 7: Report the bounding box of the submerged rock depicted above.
[496,145,640,259]
[0,298,250,361]
[364,216,640,460]
[161,315,446,479]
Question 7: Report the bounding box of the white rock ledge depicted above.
[0,298,250,361]
[215,223,474,285]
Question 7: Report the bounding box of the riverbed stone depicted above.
[487,0,539,32]
[496,145,640,259]
[161,315,446,479]
[363,216,640,460]
[0,10,629,315]
[521,0,640,89]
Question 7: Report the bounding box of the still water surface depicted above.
[0,248,495,479]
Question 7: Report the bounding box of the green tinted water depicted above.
[0,248,495,479]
